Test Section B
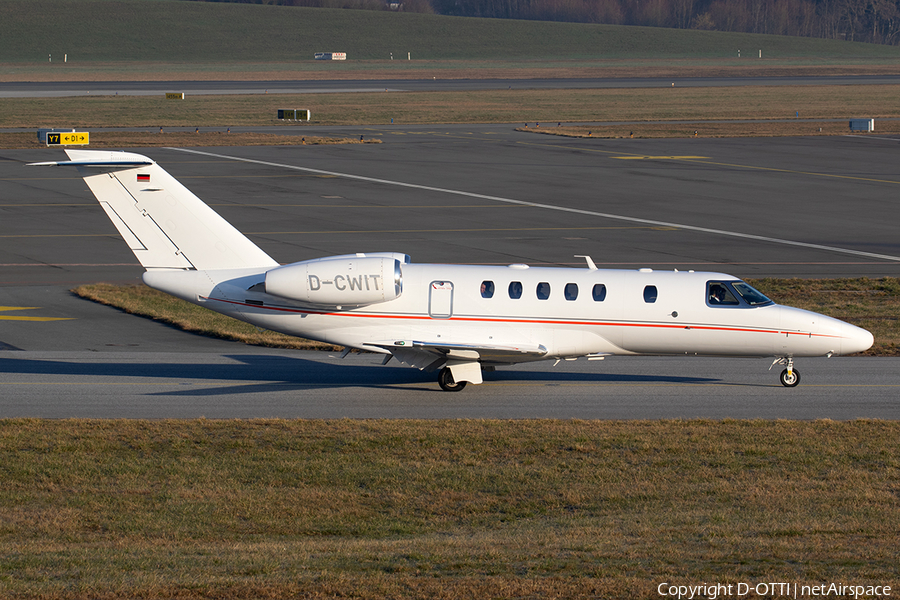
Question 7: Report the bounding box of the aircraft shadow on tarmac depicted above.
[0,354,718,395]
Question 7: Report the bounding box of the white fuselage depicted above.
[144,261,873,362]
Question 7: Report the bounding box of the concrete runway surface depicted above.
[5,75,900,98]
[1,125,898,417]
[1,349,897,419]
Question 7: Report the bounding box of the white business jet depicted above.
[32,150,873,391]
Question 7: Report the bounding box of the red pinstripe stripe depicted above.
[203,297,844,340]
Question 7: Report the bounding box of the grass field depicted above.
[5,85,900,130]
[1,419,897,599]
[7,57,900,85]
[73,283,340,351]
[3,0,899,67]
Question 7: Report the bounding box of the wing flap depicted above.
[368,340,548,371]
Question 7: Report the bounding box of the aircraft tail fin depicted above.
[30,150,278,271]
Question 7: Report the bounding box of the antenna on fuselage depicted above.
[574,255,598,270]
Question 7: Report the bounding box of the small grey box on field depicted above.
[849,118,874,132]
[37,128,75,143]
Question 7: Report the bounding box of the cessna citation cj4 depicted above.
[33,150,873,391]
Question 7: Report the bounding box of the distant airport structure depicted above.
[315,52,346,60]
[849,118,874,132]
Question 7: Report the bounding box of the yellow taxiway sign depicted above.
[46,132,89,146]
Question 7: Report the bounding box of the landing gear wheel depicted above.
[438,367,467,392]
[780,368,801,387]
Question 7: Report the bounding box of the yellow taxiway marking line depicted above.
[1,225,660,238]
[181,174,336,179]
[248,226,660,235]
[475,382,900,388]
[522,139,900,185]
[205,204,525,208]
[0,382,198,386]
[0,234,123,238]
[0,306,73,321]
[680,157,900,185]
[1,203,523,209]
[0,316,73,321]
[613,155,710,160]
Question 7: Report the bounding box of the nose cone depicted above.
[840,321,874,355]
[779,306,873,356]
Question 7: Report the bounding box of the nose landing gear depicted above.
[772,357,801,387]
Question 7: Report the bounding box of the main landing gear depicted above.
[438,367,467,392]
[772,357,801,387]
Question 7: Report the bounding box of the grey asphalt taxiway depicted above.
[6,75,900,97]
[2,125,899,417]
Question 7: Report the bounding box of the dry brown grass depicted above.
[4,84,900,129]
[5,58,900,82]
[0,419,897,599]
[72,283,339,351]
[520,119,897,138]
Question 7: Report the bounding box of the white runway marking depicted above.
[168,147,900,263]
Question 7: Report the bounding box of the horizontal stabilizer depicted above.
[28,150,154,169]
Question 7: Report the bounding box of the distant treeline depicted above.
[185,0,900,44]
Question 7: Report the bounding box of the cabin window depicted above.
[643,285,658,303]
[536,282,551,300]
[480,280,495,298]
[508,281,523,299]
[564,283,578,301]
[707,282,739,306]
[592,283,607,302]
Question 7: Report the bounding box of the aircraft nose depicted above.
[841,321,874,355]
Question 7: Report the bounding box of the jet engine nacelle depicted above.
[265,256,402,307]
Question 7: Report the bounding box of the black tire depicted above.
[438,367,467,392]
[780,368,801,387]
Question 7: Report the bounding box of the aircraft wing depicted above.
[368,340,548,371]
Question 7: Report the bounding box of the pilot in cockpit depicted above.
[708,283,738,305]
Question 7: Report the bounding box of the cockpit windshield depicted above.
[732,281,773,306]
[706,281,773,307]
[707,282,739,305]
